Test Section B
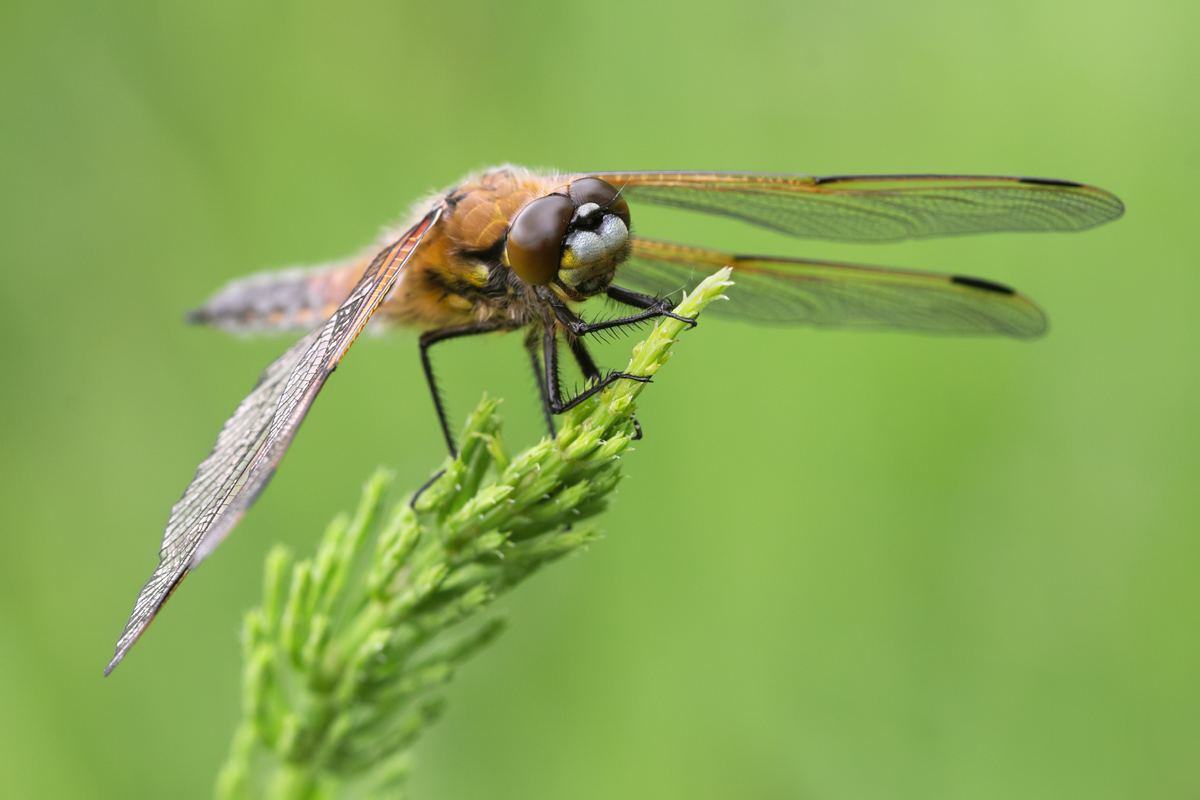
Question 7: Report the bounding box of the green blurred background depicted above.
[1,0,1197,797]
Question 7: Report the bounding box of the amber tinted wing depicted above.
[582,172,1123,242]
[104,209,441,676]
[619,237,1047,338]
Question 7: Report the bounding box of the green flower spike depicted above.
[216,268,734,800]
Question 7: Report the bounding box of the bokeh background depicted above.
[2,0,1197,797]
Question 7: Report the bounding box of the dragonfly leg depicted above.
[567,334,644,439]
[525,331,557,439]
[567,334,603,382]
[409,468,447,511]
[543,328,650,414]
[411,321,506,510]
[419,321,505,458]
[564,284,697,335]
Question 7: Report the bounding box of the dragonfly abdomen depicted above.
[187,259,368,333]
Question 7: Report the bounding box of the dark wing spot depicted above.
[952,275,1016,295]
[1018,177,1083,188]
[814,173,945,185]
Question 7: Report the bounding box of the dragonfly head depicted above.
[505,177,631,299]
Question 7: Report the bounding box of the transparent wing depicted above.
[104,208,441,675]
[618,237,1047,339]
[581,172,1123,242]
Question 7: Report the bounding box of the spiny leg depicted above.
[563,284,697,337]
[543,327,650,414]
[421,321,503,457]
[567,335,602,382]
[525,330,556,439]
[607,284,683,312]
[568,333,642,440]
[562,285,694,436]
[413,321,503,508]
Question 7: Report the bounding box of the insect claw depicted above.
[658,304,697,328]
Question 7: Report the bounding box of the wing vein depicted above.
[104,208,441,675]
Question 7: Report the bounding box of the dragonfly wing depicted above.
[582,172,1123,242]
[619,237,1047,339]
[105,208,441,675]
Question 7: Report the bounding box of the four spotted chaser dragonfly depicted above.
[105,166,1124,674]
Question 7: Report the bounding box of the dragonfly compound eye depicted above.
[551,177,633,298]
[506,193,575,285]
[569,177,631,229]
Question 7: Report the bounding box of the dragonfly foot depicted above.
[410,468,448,510]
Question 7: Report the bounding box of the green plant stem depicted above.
[215,269,734,800]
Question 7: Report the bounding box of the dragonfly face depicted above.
[107,165,1124,675]
[505,176,632,299]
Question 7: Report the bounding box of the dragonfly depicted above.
[105,166,1123,674]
